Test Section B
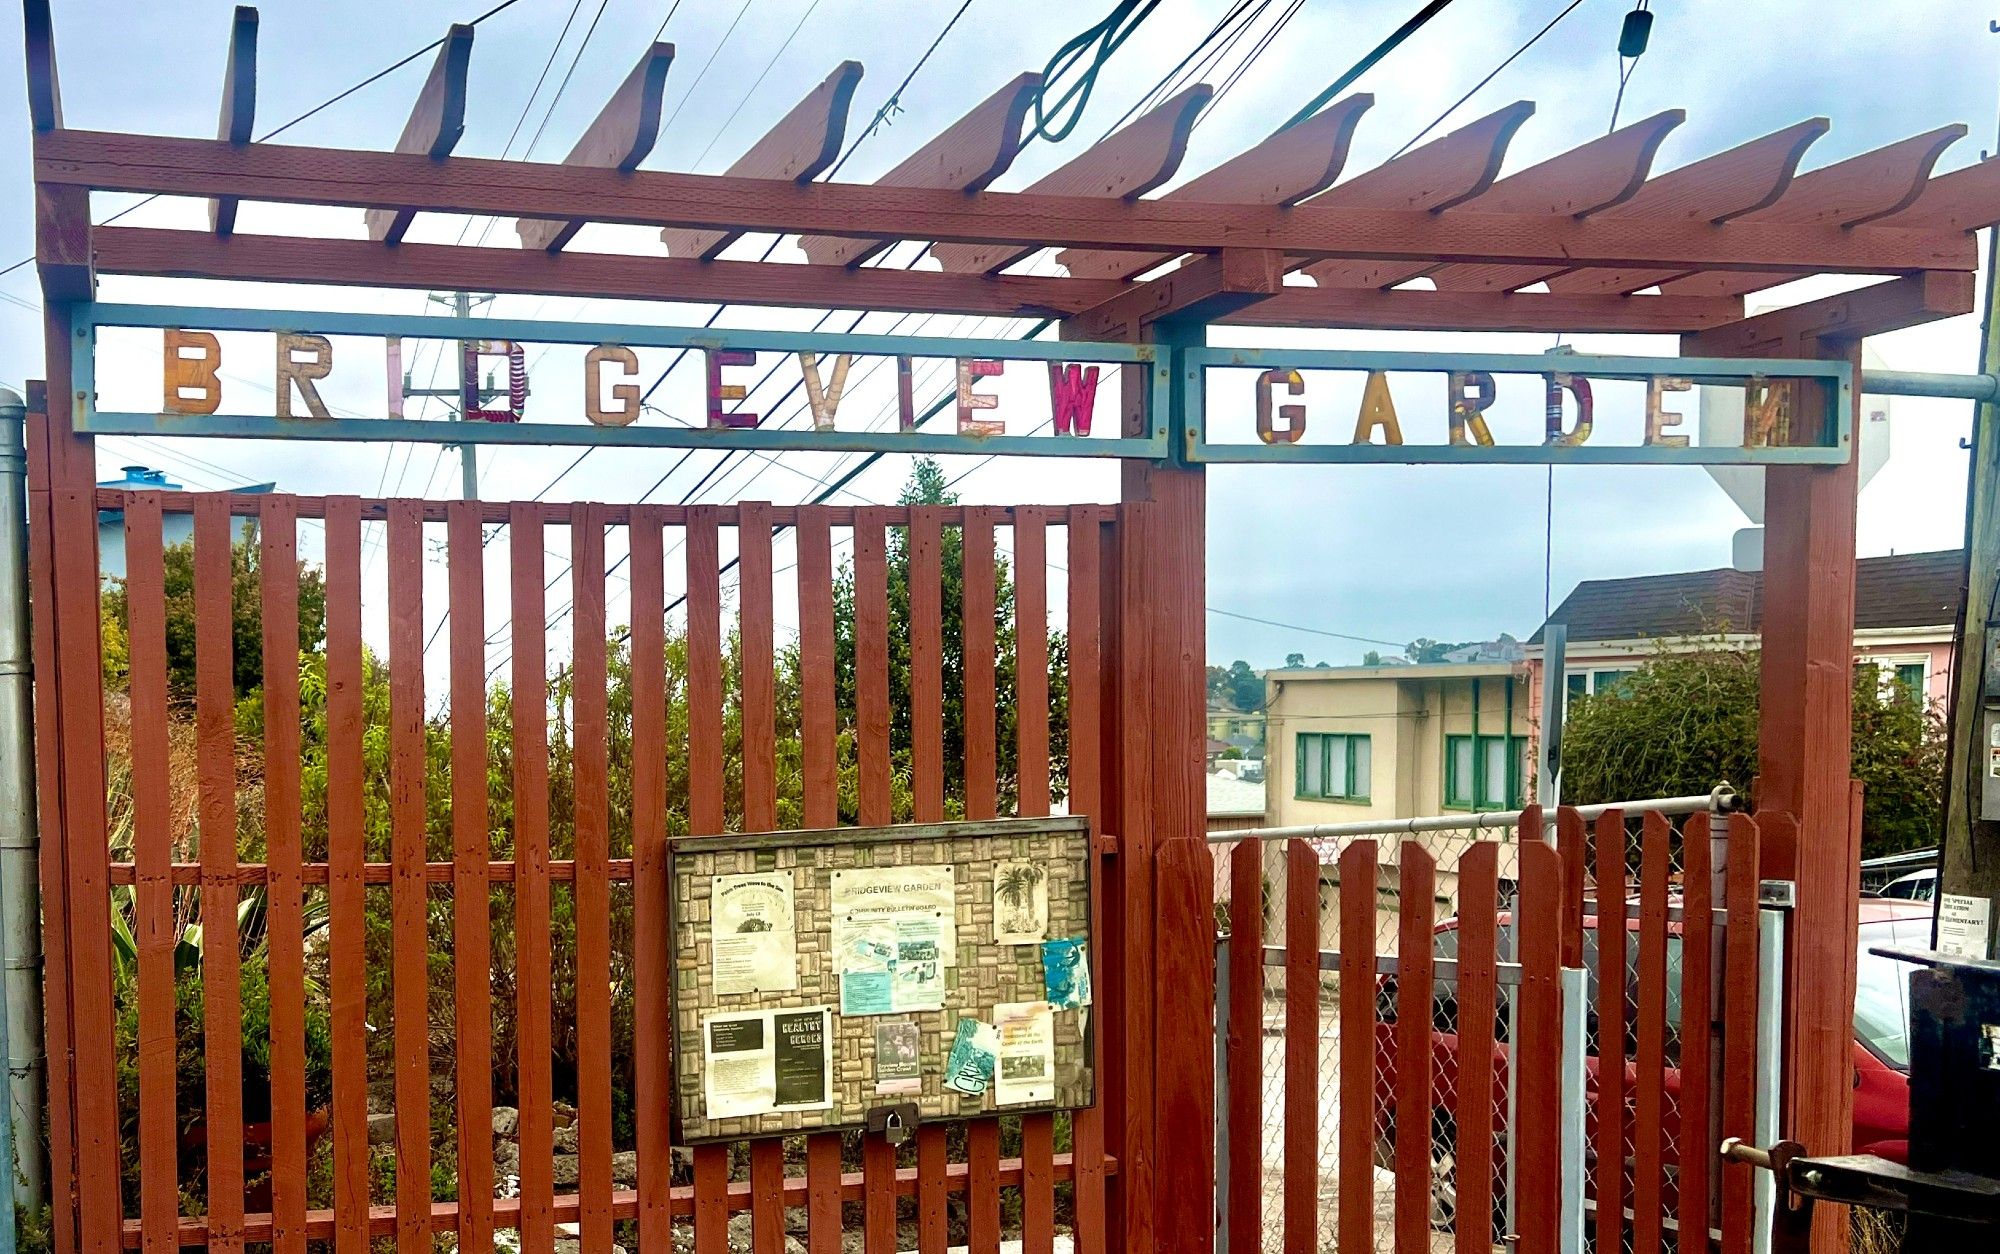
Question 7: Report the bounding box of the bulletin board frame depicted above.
[667,816,1097,1144]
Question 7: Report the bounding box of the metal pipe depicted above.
[1860,368,2000,403]
[0,386,43,1216]
[1207,785,1737,844]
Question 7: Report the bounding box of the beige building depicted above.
[1263,663,1535,828]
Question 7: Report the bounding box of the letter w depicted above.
[1047,363,1101,436]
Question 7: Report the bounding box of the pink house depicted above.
[1523,550,1963,784]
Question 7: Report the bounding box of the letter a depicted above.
[163,329,222,415]
[1352,371,1404,445]
[1047,363,1101,436]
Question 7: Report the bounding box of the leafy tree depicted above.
[1559,641,1946,857]
[1284,652,1306,668]
[1405,637,1474,665]
[1225,659,1262,712]
[101,519,328,703]
[1362,650,1384,666]
[832,457,1069,813]
[1206,664,1231,705]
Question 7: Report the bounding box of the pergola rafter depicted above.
[19,7,2000,342]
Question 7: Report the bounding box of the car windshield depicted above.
[1854,917,1930,1071]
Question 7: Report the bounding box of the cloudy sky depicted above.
[1,0,1992,673]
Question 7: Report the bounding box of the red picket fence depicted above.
[47,487,1127,1252]
[1204,805,1768,1254]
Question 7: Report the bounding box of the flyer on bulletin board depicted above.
[993,1001,1055,1106]
[702,1006,833,1119]
[710,871,799,995]
[832,866,956,1015]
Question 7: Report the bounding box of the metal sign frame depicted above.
[1180,345,1854,466]
[75,301,1854,468]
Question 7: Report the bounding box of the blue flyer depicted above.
[841,968,893,1016]
[1041,937,1092,1009]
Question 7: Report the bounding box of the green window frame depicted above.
[1894,662,1926,706]
[1445,734,1529,810]
[1296,732,1370,803]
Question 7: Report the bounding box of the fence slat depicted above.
[629,507,672,1254]
[1454,842,1499,1254]
[795,510,844,1254]
[1631,811,1673,1254]
[687,507,732,1254]
[962,511,1002,1253]
[1156,838,1217,1251]
[446,501,496,1249]
[1395,843,1437,1254]
[387,500,430,1254]
[1013,510,1057,1254]
[1718,813,1762,1254]
[195,496,246,1252]
[909,506,950,1254]
[1065,507,1108,1254]
[1284,840,1319,1254]
[1226,839,1262,1254]
[738,503,789,1254]
[1593,810,1628,1254]
[323,498,370,1252]
[262,495,309,1254]
[1337,839,1377,1254]
[571,505,615,1251]
[1515,838,1563,1253]
[512,505,557,1254]
[853,509,901,1253]
[1678,811,1715,1251]
[1557,807,1587,968]
[123,496,176,1254]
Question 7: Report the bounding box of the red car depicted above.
[1375,896,1929,1235]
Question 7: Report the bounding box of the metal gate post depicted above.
[0,388,41,1221]
[1559,966,1587,1254]
[1751,902,1788,1254]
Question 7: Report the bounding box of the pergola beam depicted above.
[22,0,60,131]
[33,129,1977,274]
[208,6,258,237]
[91,227,1124,319]
[363,24,473,245]
[515,42,673,254]
[91,227,1759,334]
[1680,271,1974,355]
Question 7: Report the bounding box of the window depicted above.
[1296,732,1370,802]
[1566,672,1588,700]
[1444,734,1528,809]
[1895,663,1926,705]
[1860,656,1931,707]
[1563,668,1637,703]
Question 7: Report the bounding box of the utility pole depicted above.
[409,290,496,499]
[1936,36,2000,960]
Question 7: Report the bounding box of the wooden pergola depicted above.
[22,5,2000,1254]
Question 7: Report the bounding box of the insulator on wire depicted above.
[1618,6,1654,59]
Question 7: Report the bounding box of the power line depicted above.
[1205,608,1406,650]
[690,0,828,169]
[1278,0,1461,131]
[1391,0,1588,159]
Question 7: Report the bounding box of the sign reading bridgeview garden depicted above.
[75,303,1850,467]
[667,817,1095,1143]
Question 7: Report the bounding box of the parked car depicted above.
[1375,897,1930,1236]
[1874,868,1936,901]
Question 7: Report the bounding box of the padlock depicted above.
[865,1102,920,1147]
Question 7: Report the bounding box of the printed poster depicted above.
[833,866,956,1015]
[993,861,1049,945]
[1041,937,1092,1009]
[993,1001,1056,1107]
[944,1017,999,1096]
[711,871,799,995]
[874,1021,923,1095]
[831,865,958,964]
[702,1006,833,1119]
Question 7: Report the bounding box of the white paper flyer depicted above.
[992,1000,1056,1106]
[710,871,799,995]
[702,1006,833,1119]
[993,861,1049,945]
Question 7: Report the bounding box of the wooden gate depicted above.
[27,408,1133,1251]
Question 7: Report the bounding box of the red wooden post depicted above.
[1454,843,1499,1254]
[511,504,557,1254]
[1678,812,1716,1249]
[1592,811,1629,1254]
[387,501,430,1254]
[262,495,309,1254]
[324,498,371,1252]
[1718,814,1765,1254]
[1225,840,1263,1254]
[628,507,672,1254]
[571,506,615,1250]
[1394,845,1437,1254]
[1283,840,1319,1254]
[1631,812,1673,1253]
[1685,324,1862,1254]
[447,501,495,1250]
[1337,840,1378,1254]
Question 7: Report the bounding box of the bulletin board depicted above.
[668,816,1096,1143]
